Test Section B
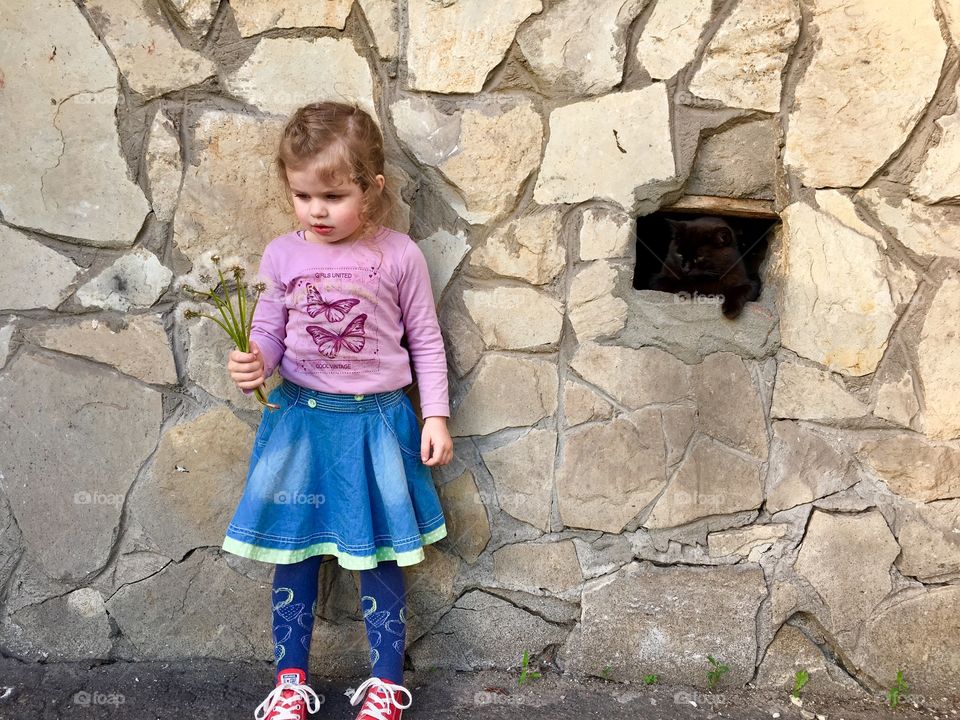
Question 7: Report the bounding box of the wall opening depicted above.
[631,196,779,319]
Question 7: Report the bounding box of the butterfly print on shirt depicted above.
[304,283,361,323]
[306,314,367,358]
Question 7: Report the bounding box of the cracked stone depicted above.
[755,624,865,697]
[707,524,790,561]
[133,408,252,561]
[853,586,960,698]
[766,422,862,513]
[535,85,675,209]
[558,410,666,533]
[644,437,764,529]
[76,249,172,312]
[449,355,558,437]
[689,0,800,112]
[407,589,566,671]
[560,561,766,685]
[406,0,542,93]
[569,341,691,408]
[0,352,162,581]
[795,509,899,648]
[467,209,566,285]
[516,0,649,95]
[105,550,272,659]
[169,0,218,36]
[771,362,869,422]
[0,226,81,310]
[85,0,216,97]
[911,80,960,203]
[635,0,712,80]
[9,588,112,661]
[224,37,375,118]
[685,120,778,200]
[784,0,946,187]
[464,286,563,351]
[0,0,149,245]
[481,429,556,532]
[874,371,920,428]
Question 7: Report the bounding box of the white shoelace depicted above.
[254,680,322,720]
[348,677,413,720]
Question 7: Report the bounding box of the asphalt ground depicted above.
[0,657,956,720]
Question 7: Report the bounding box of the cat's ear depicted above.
[715,226,734,247]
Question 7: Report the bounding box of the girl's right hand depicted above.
[228,341,265,390]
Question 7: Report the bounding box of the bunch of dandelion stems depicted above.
[184,257,279,410]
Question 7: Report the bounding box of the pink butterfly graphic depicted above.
[306,314,367,358]
[304,283,360,323]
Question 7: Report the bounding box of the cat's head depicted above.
[664,216,738,275]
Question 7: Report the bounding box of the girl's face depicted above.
[286,164,384,245]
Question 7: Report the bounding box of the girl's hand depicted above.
[227,340,266,390]
[421,416,453,467]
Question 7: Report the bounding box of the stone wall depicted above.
[1,0,958,700]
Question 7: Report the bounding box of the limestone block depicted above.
[463,286,563,350]
[24,314,176,385]
[568,261,628,342]
[562,381,614,428]
[145,112,182,223]
[895,499,960,582]
[391,97,543,224]
[231,0,354,35]
[784,0,946,186]
[860,189,960,259]
[694,352,768,458]
[85,0,216,97]
[635,0,712,80]
[418,231,469,305]
[856,434,960,502]
[689,0,800,112]
[771,362,869,422]
[569,341,691,409]
[76,249,172,312]
[407,0,542,92]
[492,540,583,595]
[535,85,675,209]
[685,120,778,200]
[557,410,666,533]
[517,0,650,95]
[578,207,633,261]
[436,470,490,564]
[911,80,960,203]
[468,210,565,284]
[0,353,162,580]
[0,226,80,310]
[224,37,375,119]
[917,270,960,439]
[481,429,556,532]
[0,0,149,246]
[449,355,557,437]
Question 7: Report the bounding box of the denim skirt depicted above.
[222,379,447,570]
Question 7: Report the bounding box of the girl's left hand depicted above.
[421,416,454,467]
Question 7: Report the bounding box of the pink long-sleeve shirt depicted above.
[245,226,450,417]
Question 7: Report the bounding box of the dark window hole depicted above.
[632,198,778,319]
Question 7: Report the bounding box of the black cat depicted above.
[648,216,760,319]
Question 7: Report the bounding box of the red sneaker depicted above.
[254,668,322,720]
[348,676,413,720]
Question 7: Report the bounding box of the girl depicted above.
[223,101,454,720]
